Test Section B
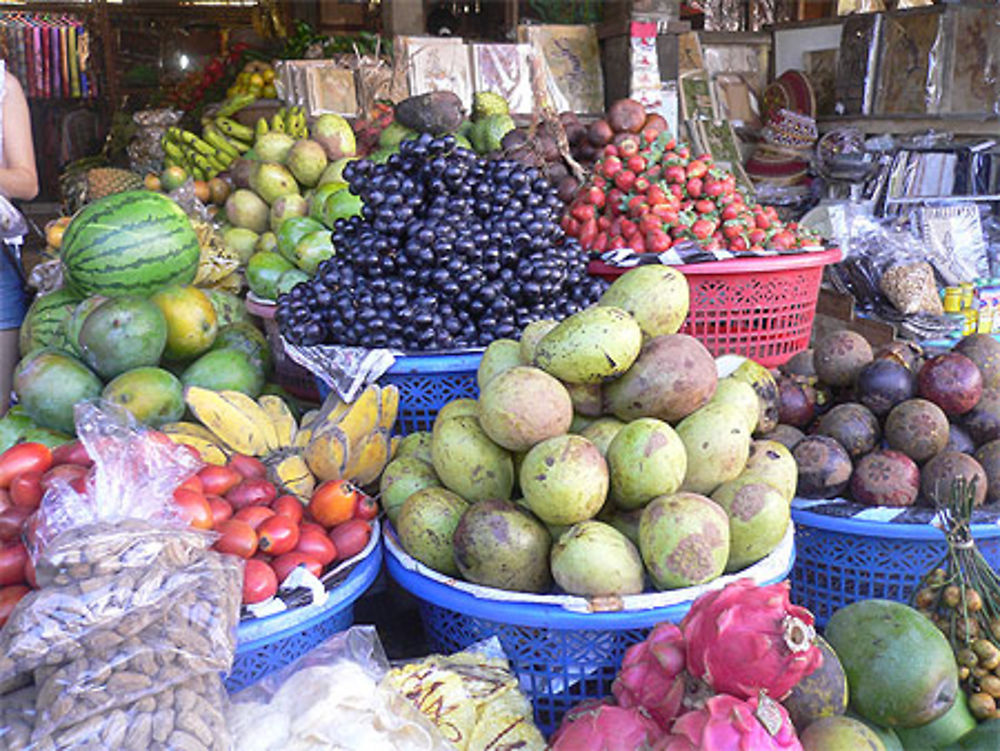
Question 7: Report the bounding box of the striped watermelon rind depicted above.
[18,287,81,356]
[61,190,201,297]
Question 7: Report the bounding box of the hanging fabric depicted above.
[0,11,96,99]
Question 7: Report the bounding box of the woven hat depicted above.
[761,70,816,121]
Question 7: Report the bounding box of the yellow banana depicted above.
[216,93,257,118]
[304,422,350,482]
[164,433,229,465]
[389,435,401,461]
[300,409,320,430]
[270,453,316,499]
[332,385,382,447]
[206,153,228,175]
[162,139,186,162]
[217,390,282,452]
[185,386,270,456]
[161,421,222,443]
[378,385,400,432]
[255,116,269,140]
[344,429,391,487]
[177,129,215,156]
[257,394,297,449]
[215,116,255,143]
[294,424,314,449]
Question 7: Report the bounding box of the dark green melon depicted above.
[783,634,849,732]
[61,190,200,297]
[181,348,265,397]
[78,296,168,380]
[18,288,81,356]
[210,322,271,376]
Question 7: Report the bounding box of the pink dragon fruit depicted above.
[612,622,687,733]
[681,578,822,701]
[550,701,663,750]
[654,694,803,751]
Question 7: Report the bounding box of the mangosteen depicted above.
[501,128,528,151]
[777,375,818,428]
[851,450,920,507]
[544,160,570,185]
[917,352,983,416]
[956,334,1000,390]
[814,330,873,388]
[587,119,614,147]
[536,133,561,163]
[642,112,668,137]
[793,435,853,499]
[762,424,806,451]
[816,402,881,459]
[961,387,1000,446]
[856,358,916,417]
[946,423,977,455]
[606,98,647,134]
[780,349,815,378]
[884,398,950,464]
[875,340,924,372]
[920,451,988,507]
[556,176,580,204]
[974,439,1000,504]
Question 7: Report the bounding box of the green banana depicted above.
[255,117,270,140]
[206,153,228,174]
[162,139,186,162]
[214,116,255,144]
[163,156,179,169]
[177,129,215,157]
[191,165,207,181]
[271,111,286,134]
[202,124,241,160]
[289,107,307,138]
[215,93,257,119]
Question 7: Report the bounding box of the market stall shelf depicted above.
[314,351,483,435]
[790,501,1000,629]
[226,521,383,692]
[384,522,795,736]
[589,247,842,368]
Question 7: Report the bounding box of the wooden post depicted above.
[95,0,117,112]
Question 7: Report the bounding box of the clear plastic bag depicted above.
[0,401,241,751]
[382,637,547,751]
[228,625,453,751]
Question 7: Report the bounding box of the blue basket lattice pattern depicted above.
[225,606,354,693]
[790,526,1000,628]
[382,371,478,434]
[419,601,649,736]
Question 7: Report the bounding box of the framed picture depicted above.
[772,20,842,77]
[692,118,753,194]
[873,7,946,115]
[470,43,534,115]
[400,36,473,109]
[804,48,838,117]
[835,12,881,115]
[678,69,719,121]
[942,7,1000,116]
[517,24,604,115]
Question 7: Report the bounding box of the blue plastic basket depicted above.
[790,507,1000,629]
[226,527,383,693]
[315,351,483,435]
[384,525,795,736]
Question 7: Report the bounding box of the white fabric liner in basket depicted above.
[385,521,795,614]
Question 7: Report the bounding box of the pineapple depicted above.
[60,164,143,214]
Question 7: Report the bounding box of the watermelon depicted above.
[61,190,201,297]
[18,288,81,356]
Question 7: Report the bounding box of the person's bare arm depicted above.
[0,71,37,200]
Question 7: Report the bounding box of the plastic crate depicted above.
[226,524,383,693]
[790,507,1000,629]
[246,296,321,403]
[384,524,795,736]
[588,248,842,369]
[315,351,483,435]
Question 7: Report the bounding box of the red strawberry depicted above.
[621,219,638,238]
[651,205,679,225]
[721,203,743,221]
[704,179,725,198]
[695,199,716,214]
[639,214,662,234]
[665,165,686,184]
[634,176,650,193]
[722,220,745,240]
[691,218,717,240]
[586,186,606,208]
[630,233,646,253]
[579,218,598,249]
[593,231,609,252]
[610,235,628,250]
[628,196,647,217]
[686,159,708,179]
[604,144,620,158]
[626,155,647,173]
[598,215,611,231]
[614,170,636,191]
[602,156,623,179]
[646,228,673,253]
[686,178,703,198]
[728,235,748,252]
[748,228,767,245]
[646,185,668,206]
[571,203,595,222]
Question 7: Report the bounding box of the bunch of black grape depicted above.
[276,133,607,350]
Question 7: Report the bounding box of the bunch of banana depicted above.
[301,384,400,488]
[161,111,256,181]
[253,105,308,141]
[165,384,399,499]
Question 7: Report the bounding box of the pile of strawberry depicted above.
[562,132,814,255]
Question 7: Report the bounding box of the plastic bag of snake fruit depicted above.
[227,625,452,751]
[0,401,241,751]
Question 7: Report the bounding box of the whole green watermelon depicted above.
[18,288,81,356]
[61,190,201,297]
